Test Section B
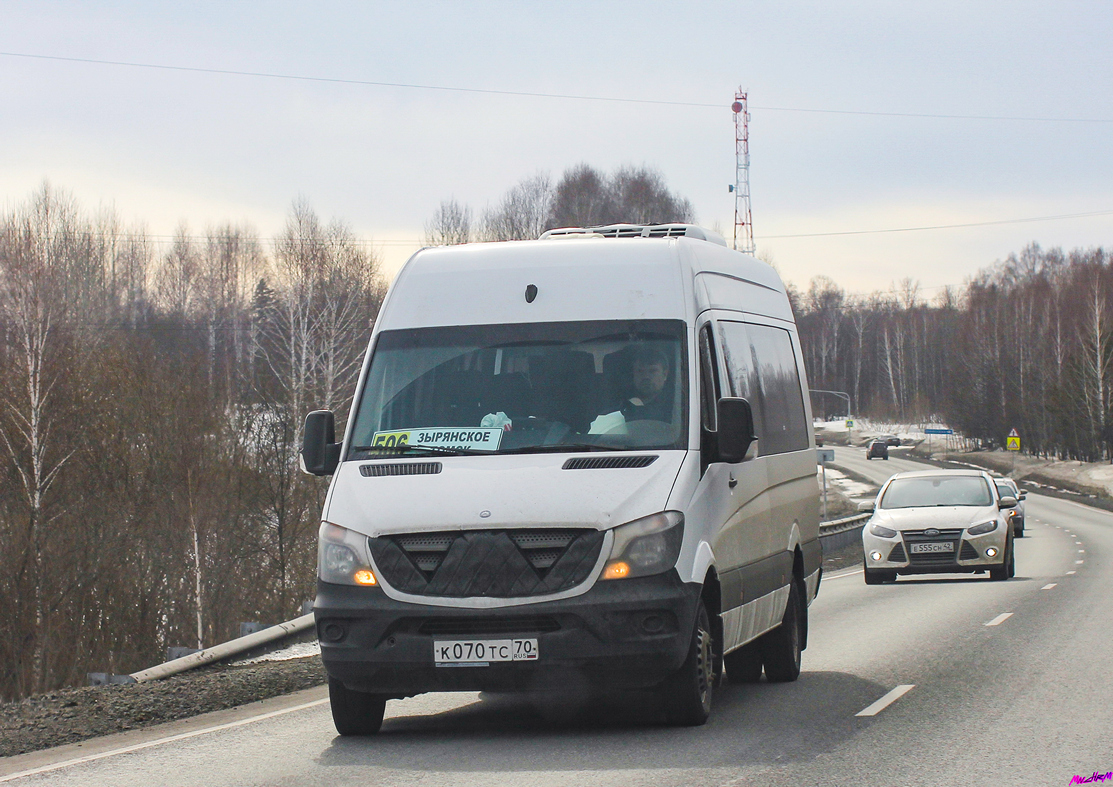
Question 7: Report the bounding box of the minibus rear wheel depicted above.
[329,677,387,735]
[661,602,714,726]
[759,579,803,683]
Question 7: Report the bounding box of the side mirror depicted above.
[301,410,341,476]
[857,500,876,513]
[997,495,1018,509]
[717,397,758,463]
[1019,491,1028,500]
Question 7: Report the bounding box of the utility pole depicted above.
[731,89,755,255]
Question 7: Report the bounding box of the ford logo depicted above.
[924,528,940,537]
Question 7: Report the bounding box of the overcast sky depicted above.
[2,1,1111,295]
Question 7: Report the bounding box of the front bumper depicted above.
[862,527,1008,575]
[314,571,701,696]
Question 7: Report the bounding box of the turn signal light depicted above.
[354,569,377,586]
[602,561,630,580]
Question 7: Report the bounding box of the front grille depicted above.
[562,455,657,470]
[360,462,442,477]
[369,528,605,598]
[903,528,963,566]
[417,616,561,636]
[888,543,907,562]
[959,541,980,561]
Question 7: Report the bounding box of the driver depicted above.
[622,347,672,422]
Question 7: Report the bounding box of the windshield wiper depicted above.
[349,444,492,457]
[497,443,631,454]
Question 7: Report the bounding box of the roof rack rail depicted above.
[539,223,728,247]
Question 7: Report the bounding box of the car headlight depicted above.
[601,512,684,580]
[318,522,377,586]
[869,523,898,538]
[967,520,998,536]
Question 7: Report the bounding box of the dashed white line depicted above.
[1067,570,1077,575]
[1075,541,1082,545]
[1042,583,1058,590]
[985,613,1014,626]
[1078,549,1086,553]
[856,684,916,717]
[1076,560,1085,565]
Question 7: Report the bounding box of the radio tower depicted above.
[731,89,756,254]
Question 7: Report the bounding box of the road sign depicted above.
[846,419,854,429]
[925,428,953,435]
[817,448,835,463]
[1008,427,1019,437]
[1007,436,1020,451]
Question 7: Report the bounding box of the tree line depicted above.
[0,185,385,699]
[792,244,1113,461]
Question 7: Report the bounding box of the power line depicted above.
[3,50,1112,125]
[757,209,1113,239]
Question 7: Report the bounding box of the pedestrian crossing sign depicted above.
[1007,435,1020,451]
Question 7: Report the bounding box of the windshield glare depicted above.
[880,476,993,509]
[348,320,688,457]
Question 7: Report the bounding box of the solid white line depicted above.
[825,567,864,580]
[1042,583,1058,590]
[0,697,330,783]
[985,613,1014,627]
[856,684,915,717]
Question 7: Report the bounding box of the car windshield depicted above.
[347,319,688,457]
[880,476,993,509]
[995,482,1014,497]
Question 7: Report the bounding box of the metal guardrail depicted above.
[129,613,316,683]
[819,512,871,537]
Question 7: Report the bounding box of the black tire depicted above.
[989,536,1014,582]
[329,677,387,735]
[760,580,804,683]
[662,602,715,726]
[1014,521,1024,538]
[724,640,763,684]
[864,568,896,585]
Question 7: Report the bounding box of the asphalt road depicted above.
[3,446,1110,786]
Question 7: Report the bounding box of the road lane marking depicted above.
[856,684,915,717]
[985,613,1014,626]
[1078,549,1086,553]
[1042,583,1058,590]
[826,568,864,580]
[0,697,331,783]
[1067,570,1077,575]
[1075,541,1082,544]
[1076,560,1085,564]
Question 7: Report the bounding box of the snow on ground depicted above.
[937,448,1113,498]
[234,641,321,664]
[817,466,876,498]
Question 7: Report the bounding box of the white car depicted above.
[860,469,1016,584]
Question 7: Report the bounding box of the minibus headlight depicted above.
[318,522,377,586]
[967,520,998,536]
[601,512,684,580]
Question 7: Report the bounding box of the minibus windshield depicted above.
[348,320,688,457]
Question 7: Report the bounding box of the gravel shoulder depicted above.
[0,656,326,757]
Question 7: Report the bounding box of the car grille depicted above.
[369,528,605,598]
[959,541,980,561]
[887,543,907,562]
[903,528,963,566]
[416,616,561,636]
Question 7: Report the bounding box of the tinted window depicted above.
[698,324,720,432]
[719,322,809,455]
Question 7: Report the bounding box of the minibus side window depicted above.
[745,324,809,454]
[718,322,766,448]
[698,324,720,433]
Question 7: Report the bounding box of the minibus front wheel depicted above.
[661,601,715,726]
[329,677,388,735]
